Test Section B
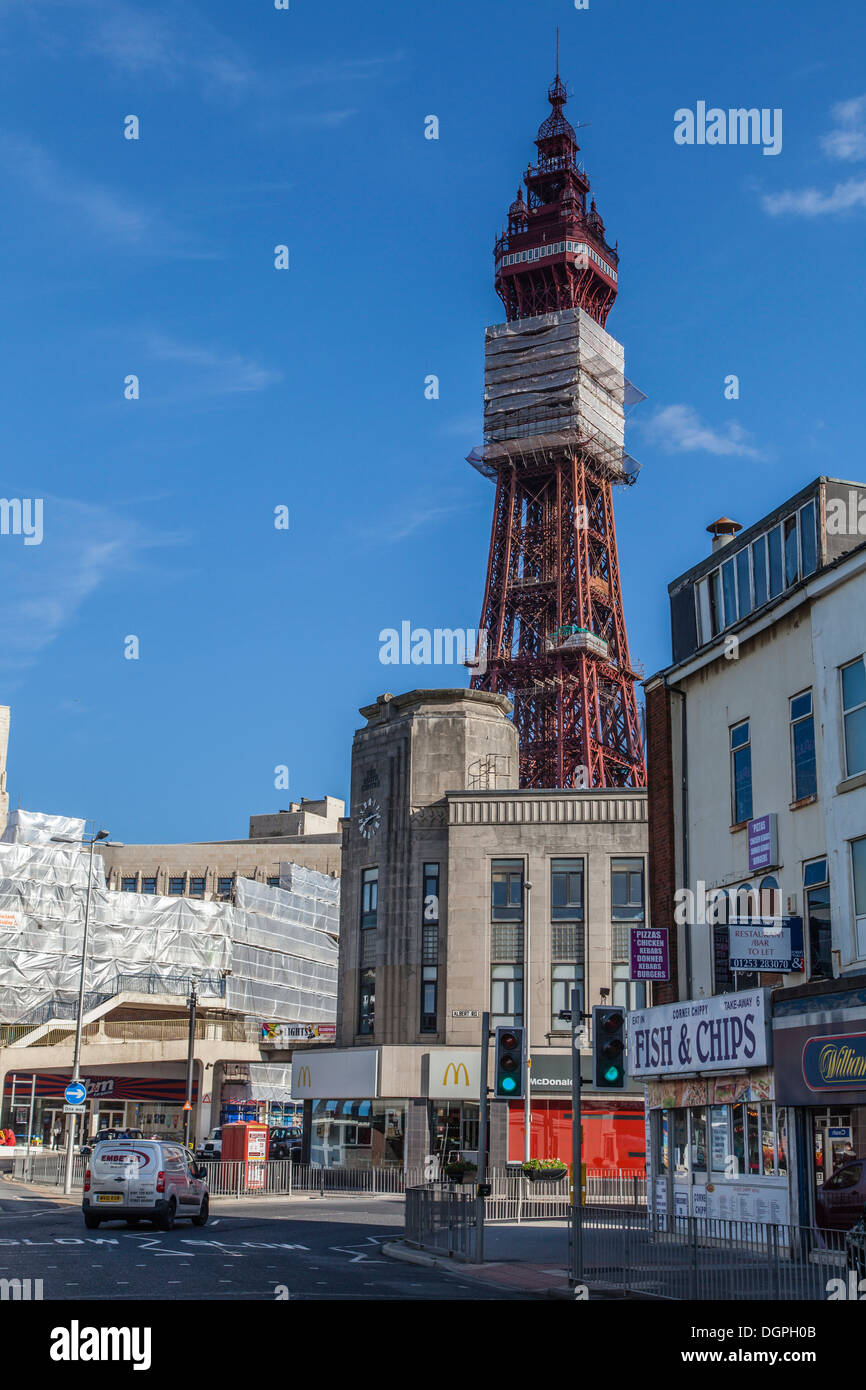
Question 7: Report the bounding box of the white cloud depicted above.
[820,95,866,162]
[762,177,866,216]
[641,404,764,460]
[0,497,184,685]
[144,333,282,395]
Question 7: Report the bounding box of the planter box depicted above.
[523,1168,568,1184]
[445,1171,477,1185]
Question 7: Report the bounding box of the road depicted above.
[0,1190,533,1300]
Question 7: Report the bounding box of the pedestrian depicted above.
[839,1140,856,1165]
[52,1123,62,1151]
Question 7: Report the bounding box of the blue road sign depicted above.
[64,1082,86,1106]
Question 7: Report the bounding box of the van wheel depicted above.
[158,1198,177,1232]
[192,1196,209,1228]
[84,1213,101,1230]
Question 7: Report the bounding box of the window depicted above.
[358,968,375,1035]
[361,868,378,930]
[611,858,645,920]
[730,721,752,824]
[612,963,646,1011]
[722,558,737,626]
[768,525,783,597]
[551,858,584,920]
[841,657,866,777]
[491,963,523,1028]
[267,876,280,888]
[189,877,205,897]
[421,863,439,1033]
[800,500,817,576]
[709,1105,731,1173]
[121,876,137,893]
[690,1107,707,1173]
[736,547,752,618]
[217,876,233,897]
[784,514,799,588]
[713,920,734,995]
[551,963,583,1031]
[168,877,184,896]
[752,536,768,608]
[790,690,817,801]
[709,568,722,636]
[853,837,866,959]
[804,858,831,980]
[695,576,711,645]
[141,877,157,895]
[492,859,524,921]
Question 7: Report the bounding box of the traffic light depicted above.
[592,1005,626,1089]
[494,1025,525,1099]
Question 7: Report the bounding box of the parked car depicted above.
[81,1128,144,1157]
[82,1138,209,1230]
[815,1158,866,1231]
[195,1127,222,1160]
[269,1127,302,1160]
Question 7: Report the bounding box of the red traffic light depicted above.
[599,1012,622,1034]
[500,1030,520,1050]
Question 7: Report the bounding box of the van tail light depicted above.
[83,1168,91,1193]
[156,1170,166,1193]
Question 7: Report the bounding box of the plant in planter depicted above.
[443,1159,478,1184]
[521,1158,568,1183]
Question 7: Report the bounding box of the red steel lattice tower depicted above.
[470,71,646,790]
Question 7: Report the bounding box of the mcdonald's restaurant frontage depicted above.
[293,1045,645,1174]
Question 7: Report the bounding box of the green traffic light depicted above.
[603,1065,621,1083]
[501,1076,517,1092]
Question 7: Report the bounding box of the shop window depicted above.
[492,859,524,922]
[672,1109,688,1174]
[657,1110,669,1174]
[730,720,752,824]
[551,858,584,920]
[709,1105,731,1173]
[760,1103,776,1176]
[690,1107,707,1173]
[551,963,583,1031]
[790,690,817,801]
[842,656,866,777]
[746,1102,761,1175]
[852,836,866,959]
[804,858,831,980]
[732,1104,746,1176]
[777,1107,788,1175]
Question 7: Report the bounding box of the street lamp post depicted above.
[184,979,198,1147]
[50,829,120,1196]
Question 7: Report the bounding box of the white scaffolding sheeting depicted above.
[0,810,339,1024]
[483,306,628,464]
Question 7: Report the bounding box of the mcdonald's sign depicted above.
[295,1065,312,1088]
[426,1050,480,1099]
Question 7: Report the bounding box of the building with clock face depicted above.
[295,687,649,1174]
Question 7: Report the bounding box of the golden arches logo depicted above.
[296,1065,312,1088]
[442,1062,470,1087]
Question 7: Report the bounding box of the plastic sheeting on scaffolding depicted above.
[0,809,339,1025]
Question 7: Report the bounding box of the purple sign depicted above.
[630,928,670,982]
[748,813,778,873]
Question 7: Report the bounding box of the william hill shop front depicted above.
[629,990,793,1224]
[772,973,866,1228]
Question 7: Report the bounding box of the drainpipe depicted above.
[664,680,692,999]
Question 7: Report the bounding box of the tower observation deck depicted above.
[470,72,646,790]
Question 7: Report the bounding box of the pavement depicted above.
[385,1218,582,1299]
[0,1178,541,1300]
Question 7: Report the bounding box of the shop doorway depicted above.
[812,1111,853,1190]
[93,1109,125,1133]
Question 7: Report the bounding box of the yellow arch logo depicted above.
[442,1062,470,1087]
[296,1065,312,1088]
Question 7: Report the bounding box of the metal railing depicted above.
[195,1160,427,1198]
[405,1186,478,1261]
[13,1152,87,1187]
[22,1016,257,1047]
[574,1205,852,1301]
[12,972,226,1028]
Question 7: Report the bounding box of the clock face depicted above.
[358,798,381,839]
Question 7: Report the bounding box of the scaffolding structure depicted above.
[0,810,339,1025]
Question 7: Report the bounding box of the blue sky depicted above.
[0,0,864,841]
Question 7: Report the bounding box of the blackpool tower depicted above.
[469,70,646,790]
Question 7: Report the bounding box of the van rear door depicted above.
[90,1141,160,1208]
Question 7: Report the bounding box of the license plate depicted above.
[96,1194,122,1203]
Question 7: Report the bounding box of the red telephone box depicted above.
[221,1121,269,1190]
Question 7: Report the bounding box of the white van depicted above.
[83,1139,209,1230]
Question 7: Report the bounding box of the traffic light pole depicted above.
[570,987,583,1286]
[476,1010,490,1265]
